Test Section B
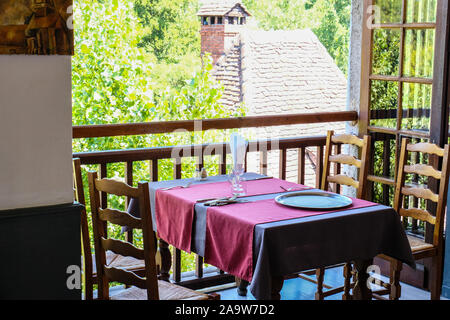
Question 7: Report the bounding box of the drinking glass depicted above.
[228,166,246,197]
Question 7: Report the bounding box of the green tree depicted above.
[134,0,202,91]
[72,1,244,263]
[242,0,351,75]
[72,0,156,154]
[134,0,200,63]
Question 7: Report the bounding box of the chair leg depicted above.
[389,259,402,300]
[342,263,353,300]
[430,254,443,300]
[315,267,325,300]
[84,279,94,300]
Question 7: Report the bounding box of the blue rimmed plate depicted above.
[275,191,353,210]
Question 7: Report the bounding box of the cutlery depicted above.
[161,182,193,191]
[280,186,294,192]
[204,196,251,207]
[203,196,236,206]
[251,176,273,181]
[197,196,231,203]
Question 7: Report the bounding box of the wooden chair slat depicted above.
[401,186,439,203]
[103,266,147,289]
[101,238,145,260]
[311,131,370,300]
[95,178,141,198]
[404,164,442,180]
[327,174,359,189]
[399,208,436,225]
[407,142,444,157]
[89,171,214,300]
[98,208,142,229]
[381,138,450,300]
[73,158,94,300]
[331,134,364,147]
[329,154,362,168]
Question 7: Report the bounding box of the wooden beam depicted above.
[73,111,358,139]
[73,136,327,165]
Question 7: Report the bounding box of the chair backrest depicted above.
[73,158,94,300]
[393,139,450,247]
[88,171,159,300]
[73,158,86,206]
[321,130,371,200]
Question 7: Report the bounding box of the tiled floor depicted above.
[215,266,448,300]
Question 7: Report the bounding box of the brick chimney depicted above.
[197,1,250,65]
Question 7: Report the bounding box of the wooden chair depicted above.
[371,139,450,300]
[298,130,371,300]
[87,171,219,300]
[73,159,146,300]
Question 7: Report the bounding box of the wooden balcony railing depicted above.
[73,111,357,289]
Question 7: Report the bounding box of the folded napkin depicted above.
[203,196,250,207]
[230,133,248,173]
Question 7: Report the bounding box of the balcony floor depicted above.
[214,266,448,300]
[105,265,448,300]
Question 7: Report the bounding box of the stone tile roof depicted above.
[214,29,347,116]
[214,35,242,110]
[197,0,251,17]
[213,29,348,185]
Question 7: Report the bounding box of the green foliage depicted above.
[134,0,200,63]
[134,0,202,92]
[72,0,243,274]
[242,0,351,75]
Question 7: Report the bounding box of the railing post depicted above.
[260,150,268,176]
[279,148,287,180]
[99,163,108,236]
[382,136,391,205]
[316,146,324,189]
[219,144,227,175]
[99,163,108,209]
[297,147,305,185]
[125,161,134,244]
[149,159,158,182]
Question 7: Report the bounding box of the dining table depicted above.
[127,172,415,300]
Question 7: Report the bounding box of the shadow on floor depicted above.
[216,266,447,300]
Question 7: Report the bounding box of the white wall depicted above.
[0,55,73,210]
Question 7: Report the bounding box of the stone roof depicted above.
[214,35,242,109]
[197,0,251,17]
[214,29,347,116]
[213,29,348,184]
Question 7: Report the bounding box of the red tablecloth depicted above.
[154,178,308,252]
[204,197,378,282]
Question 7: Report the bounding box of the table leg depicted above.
[236,277,249,296]
[158,239,171,282]
[352,258,373,300]
[270,276,284,300]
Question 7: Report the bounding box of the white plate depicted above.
[275,191,353,210]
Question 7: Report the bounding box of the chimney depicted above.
[197,1,250,65]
